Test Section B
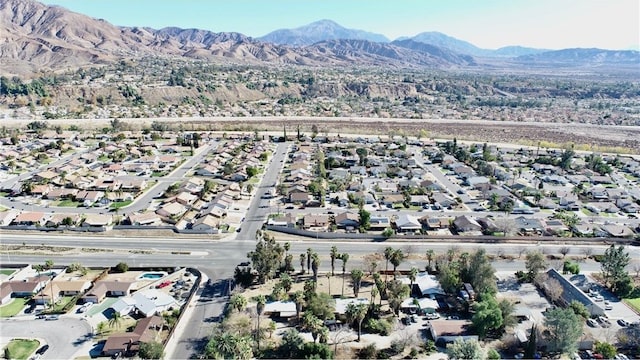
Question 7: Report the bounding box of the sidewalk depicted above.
[164,272,209,359]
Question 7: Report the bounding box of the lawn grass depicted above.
[56,199,82,207]
[4,339,40,360]
[110,200,133,209]
[623,298,640,314]
[0,269,15,275]
[0,298,28,317]
[50,296,75,313]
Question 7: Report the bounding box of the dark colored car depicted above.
[36,344,49,355]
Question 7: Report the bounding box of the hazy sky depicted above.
[40,0,639,50]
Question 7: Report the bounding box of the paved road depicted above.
[0,317,93,359]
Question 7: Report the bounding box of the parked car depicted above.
[617,319,630,327]
[587,318,598,327]
[35,344,49,355]
[45,314,59,321]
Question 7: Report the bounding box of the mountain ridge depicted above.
[1,0,638,76]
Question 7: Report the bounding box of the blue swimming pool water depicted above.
[139,272,165,279]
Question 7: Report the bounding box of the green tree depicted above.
[601,244,631,295]
[525,250,547,281]
[523,325,537,359]
[299,253,306,274]
[340,253,349,296]
[594,341,616,359]
[311,253,320,282]
[248,234,284,283]
[389,249,405,279]
[292,291,304,323]
[138,341,164,359]
[486,348,500,360]
[409,267,418,290]
[303,312,325,343]
[306,292,335,320]
[113,262,129,273]
[426,249,435,270]
[279,273,293,293]
[466,249,497,295]
[471,297,503,339]
[446,338,484,360]
[205,331,253,360]
[279,328,304,359]
[437,263,460,295]
[350,269,364,298]
[229,294,247,313]
[387,280,410,316]
[330,246,339,276]
[108,312,122,328]
[345,302,368,341]
[307,248,313,272]
[568,300,590,319]
[255,295,266,350]
[543,307,582,355]
[384,247,394,283]
[358,206,371,232]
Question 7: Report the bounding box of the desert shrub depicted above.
[362,318,392,336]
[114,262,128,273]
[358,344,378,359]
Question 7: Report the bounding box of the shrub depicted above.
[362,318,392,336]
[114,262,129,273]
[358,344,378,359]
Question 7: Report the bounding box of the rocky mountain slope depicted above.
[1,0,638,76]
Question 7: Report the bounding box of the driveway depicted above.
[0,317,93,359]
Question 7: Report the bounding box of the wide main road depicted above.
[2,232,637,275]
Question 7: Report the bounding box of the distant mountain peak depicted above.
[258,19,389,46]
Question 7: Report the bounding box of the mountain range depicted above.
[1,0,638,76]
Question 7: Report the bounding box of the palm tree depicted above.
[409,267,418,292]
[229,294,247,313]
[279,273,293,293]
[330,246,339,276]
[284,242,290,258]
[34,264,45,305]
[306,248,313,272]
[345,303,368,342]
[109,311,122,329]
[350,269,364,298]
[384,247,394,283]
[311,253,320,282]
[426,249,435,271]
[370,286,378,304]
[390,249,405,279]
[299,253,306,274]
[255,295,266,350]
[293,291,304,323]
[340,253,349,296]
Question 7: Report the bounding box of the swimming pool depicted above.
[138,272,168,280]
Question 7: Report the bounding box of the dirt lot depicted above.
[3,117,639,153]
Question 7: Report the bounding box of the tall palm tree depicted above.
[426,250,435,271]
[409,267,418,292]
[299,253,306,274]
[311,253,320,282]
[255,295,266,350]
[384,247,394,283]
[330,246,339,276]
[350,269,364,298]
[340,253,349,296]
[292,291,304,323]
[345,303,368,342]
[370,286,378,304]
[306,248,313,272]
[109,311,122,329]
[389,249,405,279]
